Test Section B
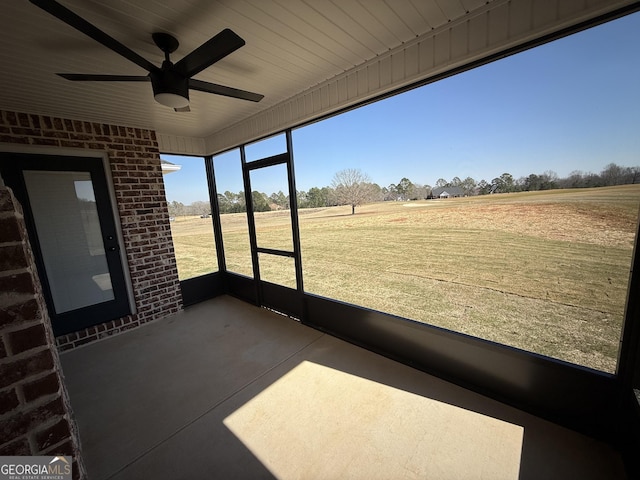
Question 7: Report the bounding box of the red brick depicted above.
[0,388,19,415]
[0,272,36,297]
[59,141,87,149]
[0,397,65,445]
[22,372,60,402]
[57,343,74,353]
[69,133,92,141]
[72,120,84,132]
[29,115,41,130]
[0,349,54,389]
[73,335,97,347]
[0,135,28,144]
[0,298,40,328]
[17,113,30,127]
[8,324,47,354]
[119,323,138,333]
[3,111,17,125]
[119,177,139,184]
[0,437,30,456]
[35,417,72,451]
[41,116,53,129]
[0,191,17,213]
[0,244,29,271]
[42,129,70,139]
[30,137,59,146]
[42,438,74,457]
[10,127,40,136]
[0,215,22,242]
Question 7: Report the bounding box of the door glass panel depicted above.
[23,170,114,313]
[161,156,218,280]
[245,133,286,162]
[214,149,253,277]
[250,164,293,251]
[259,253,297,289]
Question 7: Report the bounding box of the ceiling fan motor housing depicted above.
[150,66,189,108]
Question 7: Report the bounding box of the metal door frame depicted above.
[0,153,132,335]
[240,129,305,319]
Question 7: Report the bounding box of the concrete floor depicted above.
[60,295,626,480]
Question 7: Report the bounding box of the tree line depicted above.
[168,162,639,217]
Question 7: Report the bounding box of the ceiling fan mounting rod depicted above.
[152,32,179,55]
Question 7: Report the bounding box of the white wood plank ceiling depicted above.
[0,0,637,155]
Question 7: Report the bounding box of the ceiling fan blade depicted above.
[58,74,150,82]
[175,29,245,78]
[30,0,157,73]
[189,79,264,102]
[174,106,191,112]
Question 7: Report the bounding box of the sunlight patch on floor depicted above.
[224,361,524,480]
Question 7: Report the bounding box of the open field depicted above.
[170,185,640,373]
[168,215,218,280]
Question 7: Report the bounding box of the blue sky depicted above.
[163,11,639,204]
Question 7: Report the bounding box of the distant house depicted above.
[431,186,465,198]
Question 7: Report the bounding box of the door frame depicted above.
[0,149,135,335]
[239,129,305,319]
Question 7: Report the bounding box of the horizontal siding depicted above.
[156,134,206,156]
[205,0,636,155]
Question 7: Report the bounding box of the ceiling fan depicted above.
[29,0,264,112]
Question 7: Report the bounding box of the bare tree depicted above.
[331,168,373,214]
[601,163,629,186]
[191,200,211,216]
[435,178,449,188]
[627,166,640,184]
[168,200,185,217]
[406,183,430,200]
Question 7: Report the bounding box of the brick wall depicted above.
[0,110,183,350]
[0,186,86,479]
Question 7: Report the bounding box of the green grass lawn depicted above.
[170,185,640,373]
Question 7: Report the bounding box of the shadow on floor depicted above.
[59,295,625,480]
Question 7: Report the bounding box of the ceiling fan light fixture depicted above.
[154,92,189,108]
[150,70,189,108]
